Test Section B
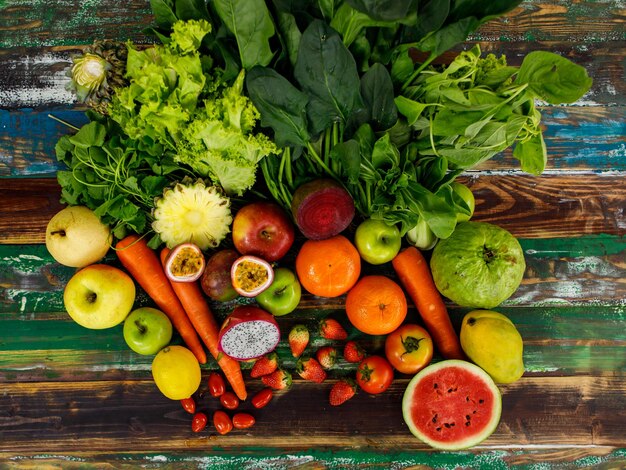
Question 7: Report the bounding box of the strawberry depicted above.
[296,357,327,383]
[250,352,278,378]
[329,379,357,406]
[288,324,310,358]
[315,346,337,369]
[261,369,292,390]
[343,341,366,363]
[319,317,348,340]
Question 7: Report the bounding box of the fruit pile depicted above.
[46,174,527,447]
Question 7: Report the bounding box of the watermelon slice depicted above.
[402,360,502,450]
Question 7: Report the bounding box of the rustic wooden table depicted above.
[1,1,625,468]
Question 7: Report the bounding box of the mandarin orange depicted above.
[345,275,408,335]
[295,235,361,298]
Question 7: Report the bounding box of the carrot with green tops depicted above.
[392,246,465,360]
[116,234,207,364]
[160,248,247,401]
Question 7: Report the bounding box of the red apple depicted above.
[232,202,295,262]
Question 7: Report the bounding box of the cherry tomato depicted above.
[220,391,240,410]
[232,412,256,430]
[356,355,394,395]
[213,410,233,435]
[384,324,434,375]
[251,388,273,409]
[180,397,196,414]
[208,372,226,397]
[191,412,208,433]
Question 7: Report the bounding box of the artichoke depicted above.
[68,40,128,115]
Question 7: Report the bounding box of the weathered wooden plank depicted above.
[0,376,625,451]
[1,448,625,469]
[1,173,624,245]
[1,40,622,109]
[1,0,622,50]
[1,106,624,177]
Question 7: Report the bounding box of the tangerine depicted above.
[345,275,408,335]
[295,235,361,298]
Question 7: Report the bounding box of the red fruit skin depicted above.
[232,202,295,262]
[180,397,196,414]
[344,341,366,363]
[329,380,357,406]
[213,410,233,435]
[232,412,256,429]
[288,325,309,358]
[261,369,292,390]
[320,318,348,340]
[315,346,337,369]
[208,372,226,397]
[250,353,279,378]
[251,388,273,409]
[191,412,208,432]
[220,391,240,410]
[218,305,281,360]
[296,357,327,383]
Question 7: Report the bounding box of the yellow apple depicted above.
[46,206,111,268]
[64,264,136,329]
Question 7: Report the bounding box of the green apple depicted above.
[123,307,173,355]
[451,182,475,222]
[46,206,112,268]
[354,218,402,265]
[255,267,301,316]
[64,264,136,329]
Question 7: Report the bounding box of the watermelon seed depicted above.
[479,399,484,404]
[432,414,438,423]
[436,427,442,432]
[433,383,438,389]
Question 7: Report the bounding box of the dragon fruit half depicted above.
[218,305,280,361]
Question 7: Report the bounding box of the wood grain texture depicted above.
[0,376,625,452]
[1,173,624,244]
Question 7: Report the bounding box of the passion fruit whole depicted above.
[230,255,274,297]
[201,249,239,302]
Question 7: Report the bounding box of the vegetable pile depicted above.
[49,0,594,446]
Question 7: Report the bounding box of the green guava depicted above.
[430,222,525,308]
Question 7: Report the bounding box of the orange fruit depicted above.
[345,275,408,335]
[296,235,361,298]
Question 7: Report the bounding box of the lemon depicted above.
[151,345,201,400]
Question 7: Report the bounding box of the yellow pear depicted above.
[460,310,524,383]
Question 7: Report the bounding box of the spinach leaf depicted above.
[330,3,395,47]
[517,50,593,104]
[150,0,178,29]
[276,11,302,67]
[448,0,523,23]
[213,0,275,69]
[175,0,210,21]
[514,132,547,175]
[347,0,418,21]
[330,140,361,184]
[360,63,398,130]
[414,0,449,37]
[246,67,311,147]
[294,20,365,133]
[395,96,429,126]
[417,16,479,57]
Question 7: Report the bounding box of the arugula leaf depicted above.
[514,132,547,175]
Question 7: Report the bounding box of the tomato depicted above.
[356,355,394,395]
[232,412,256,430]
[213,410,233,435]
[251,388,273,409]
[220,391,240,410]
[208,372,226,397]
[191,412,207,433]
[384,323,434,375]
[180,397,196,414]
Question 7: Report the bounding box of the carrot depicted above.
[115,235,207,364]
[391,246,465,360]
[160,248,247,401]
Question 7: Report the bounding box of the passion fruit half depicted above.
[164,243,206,282]
[230,255,274,297]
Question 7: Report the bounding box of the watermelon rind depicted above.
[402,360,502,450]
